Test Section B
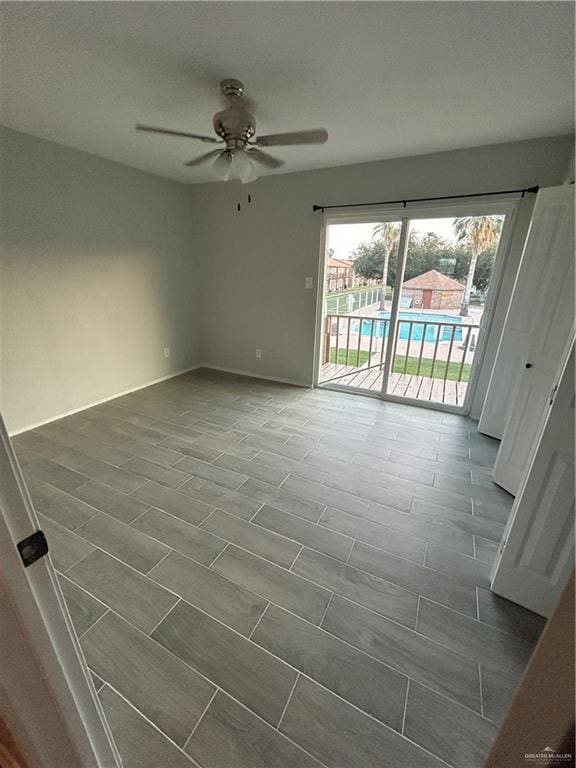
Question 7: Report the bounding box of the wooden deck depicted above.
[320,362,468,407]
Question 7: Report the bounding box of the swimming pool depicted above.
[356,312,463,342]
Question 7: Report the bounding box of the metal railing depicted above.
[324,286,382,315]
[321,313,480,405]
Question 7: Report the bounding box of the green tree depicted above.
[352,239,393,281]
[452,216,503,315]
[372,222,401,309]
[453,244,497,294]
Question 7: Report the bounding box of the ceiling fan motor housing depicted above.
[214,79,255,148]
[213,107,256,146]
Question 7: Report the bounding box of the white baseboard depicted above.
[8,364,203,436]
[198,363,311,389]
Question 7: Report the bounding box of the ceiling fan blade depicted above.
[183,150,224,167]
[136,124,220,144]
[247,148,284,169]
[256,128,328,147]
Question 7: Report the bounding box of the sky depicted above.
[328,218,458,260]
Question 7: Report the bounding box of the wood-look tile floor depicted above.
[15,369,547,768]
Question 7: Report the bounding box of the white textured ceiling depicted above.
[0,2,573,184]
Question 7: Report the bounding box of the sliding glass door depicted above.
[318,202,512,412]
[318,219,402,393]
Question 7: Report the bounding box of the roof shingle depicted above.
[402,269,464,291]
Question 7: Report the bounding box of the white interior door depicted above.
[479,185,574,441]
[0,413,121,768]
[491,185,575,494]
[490,344,574,617]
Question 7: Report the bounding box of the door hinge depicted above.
[17,530,49,567]
[549,383,559,406]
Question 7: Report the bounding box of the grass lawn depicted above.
[328,349,471,381]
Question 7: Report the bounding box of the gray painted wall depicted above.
[1,128,200,433]
[1,130,572,433]
[191,135,573,397]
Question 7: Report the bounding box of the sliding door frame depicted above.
[314,195,521,414]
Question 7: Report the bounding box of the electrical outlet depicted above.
[163,347,170,358]
[305,277,313,289]
[255,349,262,359]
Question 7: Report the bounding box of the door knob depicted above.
[525,363,533,369]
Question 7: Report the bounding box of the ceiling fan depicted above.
[136,78,328,183]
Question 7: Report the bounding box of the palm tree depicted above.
[452,216,502,316]
[372,222,400,310]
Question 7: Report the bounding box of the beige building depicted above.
[326,257,355,292]
[402,269,465,309]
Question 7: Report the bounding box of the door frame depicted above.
[0,413,121,768]
[313,195,521,414]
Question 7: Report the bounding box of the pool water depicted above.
[357,311,463,342]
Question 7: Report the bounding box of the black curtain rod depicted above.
[312,185,539,212]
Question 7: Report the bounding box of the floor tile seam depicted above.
[416,593,537,650]
[67,537,188,605]
[148,571,492,713]
[97,682,204,767]
[59,545,97,575]
[247,503,266,522]
[294,546,532,644]
[209,544,333,606]
[55,396,516,640]
[316,504,461,554]
[127,520,322,594]
[181,688,221,751]
[347,537,483,595]
[146,597,183,637]
[247,601,271,640]
[288,544,305,572]
[119,577,422,717]
[77,607,111,641]
[310,532,480,600]
[129,502,230,552]
[317,591,335,628]
[344,539,355,565]
[70,510,179,569]
[145,548,176,576]
[377,476,476,510]
[277,666,457,768]
[127,506,156,527]
[57,570,114,614]
[247,507,355,555]
[401,679,410,736]
[276,672,300,731]
[211,456,288,489]
[128,481,216,515]
[129,495,217,531]
[234,478,326,520]
[237,430,292,449]
[281,472,373,513]
[478,663,485,719]
[26,482,106,529]
[163,638,337,768]
[205,541,230,571]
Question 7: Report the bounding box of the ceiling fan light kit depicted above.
[136,79,328,184]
